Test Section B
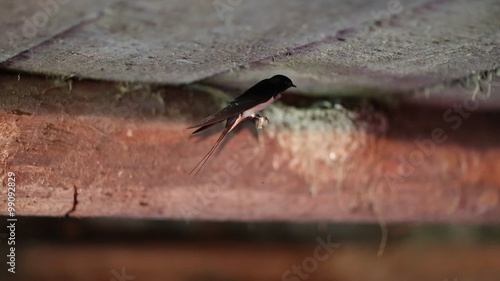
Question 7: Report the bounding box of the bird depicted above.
[188,74,296,175]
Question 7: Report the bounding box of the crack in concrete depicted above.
[198,0,435,84]
[65,185,79,217]
[0,3,115,64]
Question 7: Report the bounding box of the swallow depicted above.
[188,74,296,175]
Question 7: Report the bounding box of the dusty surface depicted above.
[205,0,500,99]
[0,0,498,97]
[0,73,499,222]
[0,0,118,61]
[2,0,418,84]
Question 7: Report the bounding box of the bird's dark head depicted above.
[269,74,296,92]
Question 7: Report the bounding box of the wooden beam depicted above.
[0,73,499,222]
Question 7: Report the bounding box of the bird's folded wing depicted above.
[187,98,262,129]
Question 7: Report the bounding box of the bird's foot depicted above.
[251,114,269,129]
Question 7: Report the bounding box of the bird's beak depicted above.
[291,84,297,88]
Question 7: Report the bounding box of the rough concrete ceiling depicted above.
[0,0,498,100]
[204,0,500,99]
[0,0,119,61]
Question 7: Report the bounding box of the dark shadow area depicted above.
[1,216,499,280]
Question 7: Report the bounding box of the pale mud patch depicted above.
[264,104,387,196]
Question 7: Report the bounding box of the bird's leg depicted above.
[250,114,269,130]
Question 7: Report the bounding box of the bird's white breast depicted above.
[242,94,280,118]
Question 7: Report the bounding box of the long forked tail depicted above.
[189,128,230,175]
[189,115,242,175]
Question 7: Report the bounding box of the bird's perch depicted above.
[0,73,499,223]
